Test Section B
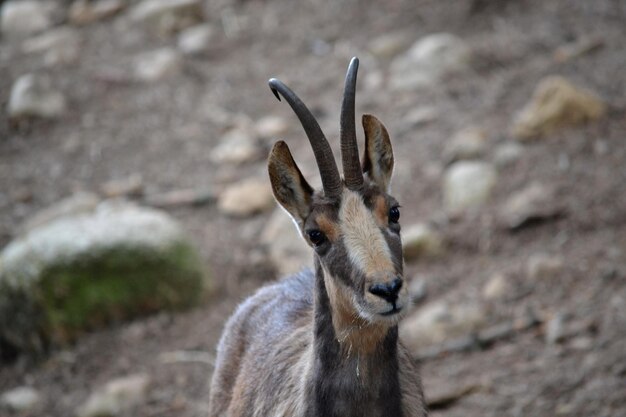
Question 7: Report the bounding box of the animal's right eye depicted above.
[307,230,326,246]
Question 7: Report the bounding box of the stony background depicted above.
[1,0,626,416]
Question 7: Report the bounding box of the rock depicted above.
[0,386,40,412]
[499,182,563,230]
[443,127,488,164]
[210,128,262,165]
[144,188,215,208]
[526,253,564,280]
[401,106,438,128]
[368,31,415,60]
[0,201,206,356]
[482,272,508,300]
[77,374,149,417]
[20,192,100,234]
[218,178,275,217]
[8,74,67,120]
[254,116,289,139]
[22,27,82,67]
[402,223,444,261]
[69,0,125,25]
[511,76,606,140]
[389,33,471,91]
[129,0,203,35]
[260,209,311,276]
[133,48,183,82]
[1,1,53,36]
[177,23,213,54]
[408,276,427,304]
[493,142,524,168]
[100,174,144,198]
[401,301,487,351]
[545,313,566,344]
[443,161,497,213]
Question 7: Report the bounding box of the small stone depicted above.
[512,76,606,140]
[69,0,125,25]
[77,374,150,417]
[129,0,203,35]
[218,178,275,217]
[401,301,487,351]
[390,33,471,91]
[0,386,40,412]
[482,272,508,300]
[261,208,310,276]
[210,128,261,165]
[443,127,488,163]
[526,253,564,280]
[177,23,213,54]
[254,116,289,139]
[443,161,497,213]
[408,276,427,304]
[145,188,215,208]
[499,182,563,230]
[22,27,82,66]
[100,174,144,198]
[493,142,524,168]
[402,106,438,128]
[134,48,182,82]
[1,1,53,36]
[402,223,444,261]
[368,31,414,60]
[545,313,566,344]
[8,73,67,120]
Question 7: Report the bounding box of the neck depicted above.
[308,257,403,417]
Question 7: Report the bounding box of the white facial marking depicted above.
[339,190,394,275]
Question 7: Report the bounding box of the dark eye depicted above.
[307,230,326,246]
[389,206,400,223]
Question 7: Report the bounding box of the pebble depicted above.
[493,142,524,168]
[402,223,444,261]
[0,386,40,412]
[545,312,566,344]
[526,253,564,280]
[177,23,213,54]
[367,31,415,60]
[389,33,471,91]
[511,76,606,140]
[443,161,497,213]
[129,0,203,35]
[499,182,562,230]
[408,276,428,304]
[77,374,150,417]
[254,115,289,139]
[210,128,262,165]
[133,48,183,82]
[69,0,125,25]
[482,272,509,300]
[1,1,53,36]
[8,73,67,119]
[443,127,488,163]
[401,301,487,351]
[22,27,82,67]
[100,174,144,198]
[218,178,275,217]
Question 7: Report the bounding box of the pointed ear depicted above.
[362,114,394,192]
[268,141,314,227]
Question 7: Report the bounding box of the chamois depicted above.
[208,58,427,417]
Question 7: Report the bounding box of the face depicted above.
[302,184,408,325]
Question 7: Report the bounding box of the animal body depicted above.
[208,58,427,417]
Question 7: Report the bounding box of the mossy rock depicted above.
[0,201,208,360]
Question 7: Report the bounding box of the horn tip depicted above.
[268,78,282,101]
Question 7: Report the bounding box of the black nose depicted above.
[368,277,403,303]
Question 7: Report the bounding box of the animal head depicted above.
[267,58,408,327]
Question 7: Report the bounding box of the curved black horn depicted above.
[268,78,342,198]
[340,57,364,190]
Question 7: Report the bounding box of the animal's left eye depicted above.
[389,206,400,223]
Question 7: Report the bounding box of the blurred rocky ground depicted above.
[1,0,625,416]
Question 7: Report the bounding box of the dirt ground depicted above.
[1,0,626,416]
